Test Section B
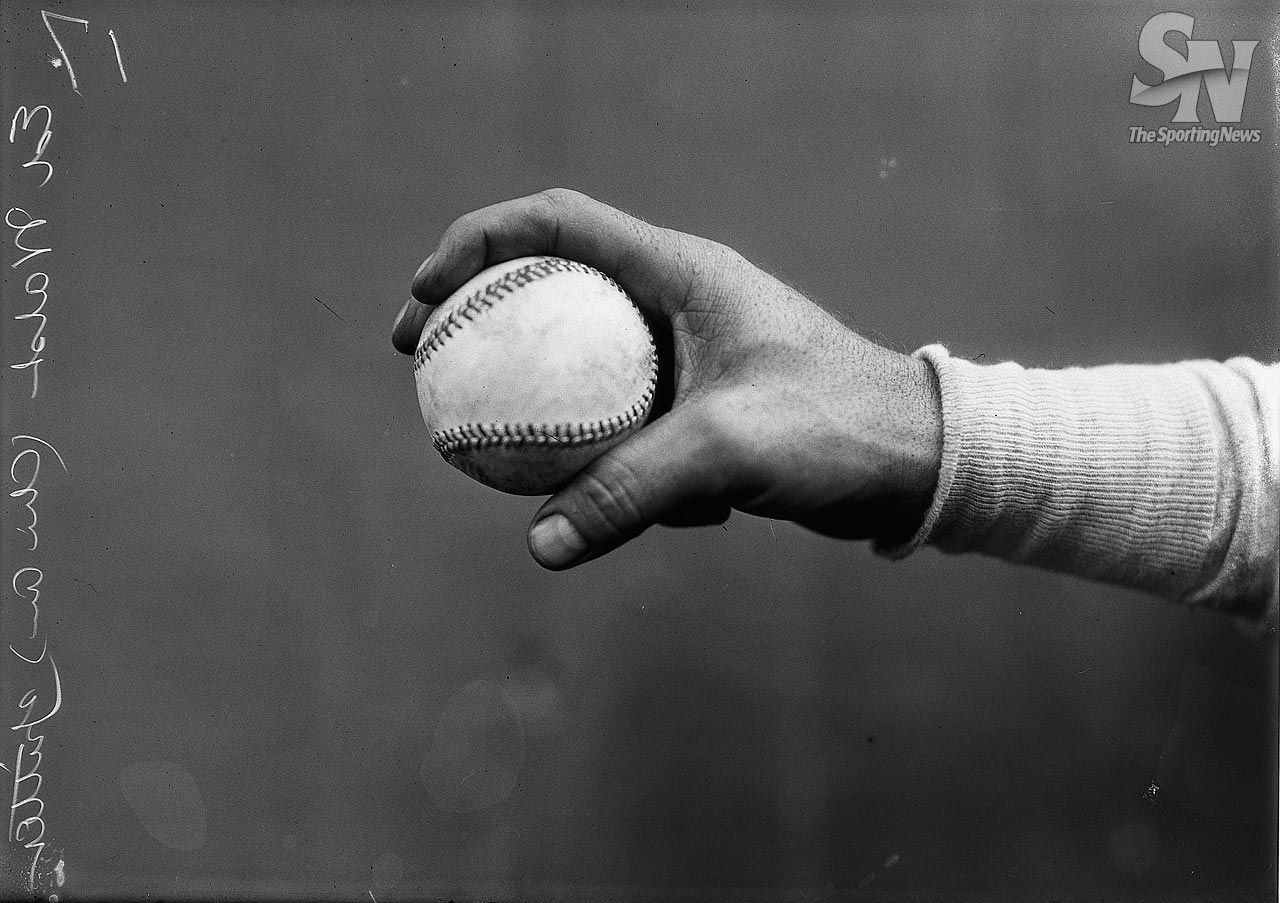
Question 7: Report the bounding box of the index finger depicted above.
[409,188,689,317]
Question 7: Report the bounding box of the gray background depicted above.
[1,1,1276,899]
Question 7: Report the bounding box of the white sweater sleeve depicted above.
[878,345,1280,622]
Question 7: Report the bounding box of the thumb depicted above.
[527,411,723,570]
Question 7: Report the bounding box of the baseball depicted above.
[412,256,659,495]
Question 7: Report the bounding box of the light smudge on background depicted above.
[118,761,208,852]
[421,679,526,813]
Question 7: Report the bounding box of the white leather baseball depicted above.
[412,256,659,495]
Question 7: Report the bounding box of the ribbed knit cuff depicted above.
[877,345,1246,608]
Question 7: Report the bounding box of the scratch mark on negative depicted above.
[72,576,102,595]
[314,297,345,321]
[950,201,1116,214]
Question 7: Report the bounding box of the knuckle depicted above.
[444,209,484,243]
[528,188,593,249]
[573,459,648,537]
[537,187,589,211]
[705,239,749,272]
[678,236,748,285]
[684,235,731,262]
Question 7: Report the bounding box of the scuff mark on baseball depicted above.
[413,256,658,495]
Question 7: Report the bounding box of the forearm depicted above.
[880,347,1280,620]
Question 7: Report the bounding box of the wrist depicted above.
[874,348,943,544]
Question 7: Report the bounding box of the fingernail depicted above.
[393,297,413,330]
[529,514,589,568]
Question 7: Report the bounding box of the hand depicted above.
[393,189,942,569]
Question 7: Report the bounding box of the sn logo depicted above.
[1129,12,1257,123]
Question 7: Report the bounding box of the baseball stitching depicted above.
[432,389,655,460]
[416,256,659,457]
[413,257,630,370]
